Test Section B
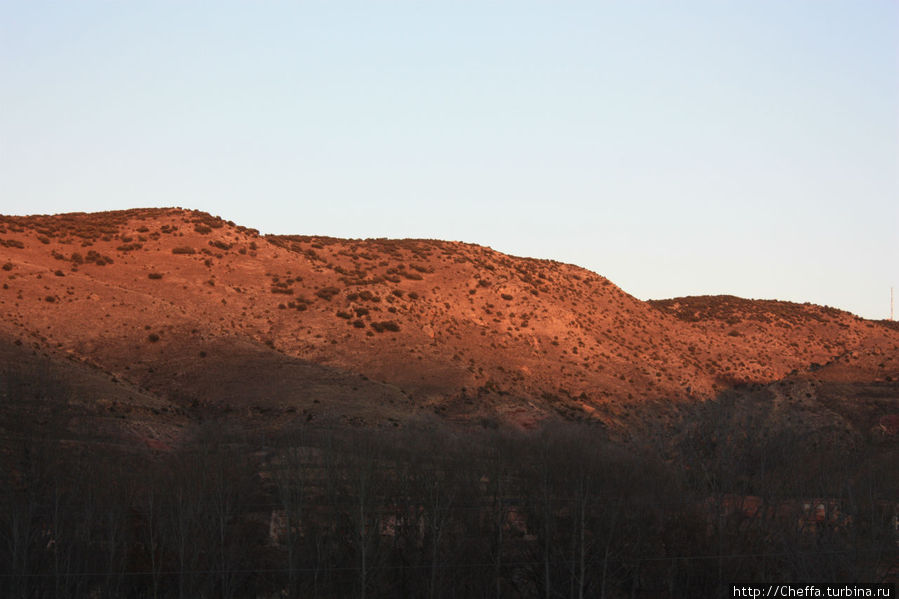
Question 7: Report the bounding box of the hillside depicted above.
[0,208,896,444]
[2,208,897,596]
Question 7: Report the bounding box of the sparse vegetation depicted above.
[209,240,232,251]
[370,320,400,332]
[315,286,340,301]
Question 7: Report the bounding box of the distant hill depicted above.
[0,208,896,450]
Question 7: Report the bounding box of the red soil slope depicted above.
[0,208,895,432]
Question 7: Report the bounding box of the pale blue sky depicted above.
[1,2,896,319]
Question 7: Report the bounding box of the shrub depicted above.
[352,319,365,328]
[172,246,196,255]
[356,290,380,302]
[147,333,160,343]
[148,273,163,280]
[44,295,55,302]
[316,287,340,301]
[116,243,142,252]
[501,293,514,301]
[336,310,352,319]
[85,250,113,265]
[194,224,212,234]
[370,320,400,333]
[1,262,12,271]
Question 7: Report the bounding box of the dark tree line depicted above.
[1,415,896,598]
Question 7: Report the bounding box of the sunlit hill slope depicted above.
[0,208,896,448]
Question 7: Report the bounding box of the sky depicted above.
[1,2,896,319]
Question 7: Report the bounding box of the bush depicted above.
[172,246,196,255]
[356,290,380,302]
[370,320,400,333]
[148,273,163,280]
[147,333,160,343]
[316,287,340,301]
[85,250,113,265]
[194,224,212,234]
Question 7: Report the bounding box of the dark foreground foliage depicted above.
[0,418,896,598]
